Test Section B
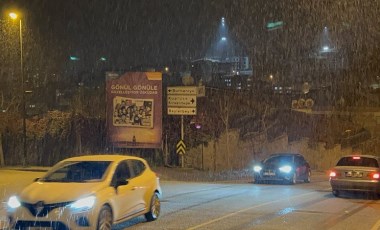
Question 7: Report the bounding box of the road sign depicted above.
[167,95,197,107]
[168,107,196,115]
[176,140,186,155]
[167,86,197,95]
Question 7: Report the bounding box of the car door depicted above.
[127,160,149,212]
[111,161,140,221]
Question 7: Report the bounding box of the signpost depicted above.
[167,87,197,116]
[167,86,200,167]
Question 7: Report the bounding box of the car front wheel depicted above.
[145,192,161,221]
[97,205,113,230]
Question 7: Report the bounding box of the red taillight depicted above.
[330,171,337,177]
[372,173,380,179]
[353,156,361,160]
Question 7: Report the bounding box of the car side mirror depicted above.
[33,178,40,182]
[115,179,128,188]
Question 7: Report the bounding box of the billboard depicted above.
[106,72,162,148]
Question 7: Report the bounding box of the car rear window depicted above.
[336,157,379,167]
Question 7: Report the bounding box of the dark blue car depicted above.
[253,153,311,184]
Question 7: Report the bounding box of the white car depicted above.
[6,155,162,230]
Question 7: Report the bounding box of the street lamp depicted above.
[9,12,27,166]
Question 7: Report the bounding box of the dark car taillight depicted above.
[329,171,337,177]
[369,172,380,180]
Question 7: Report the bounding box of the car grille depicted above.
[22,201,73,217]
[15,220,69,230]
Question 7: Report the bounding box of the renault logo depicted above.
[34,201,44,215]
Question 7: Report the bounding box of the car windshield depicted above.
[41,161,112,183]
[264,155,294,165]
[336,157,379,167]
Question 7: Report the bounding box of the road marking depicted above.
[371,219,380,230]
[187,191,316,230]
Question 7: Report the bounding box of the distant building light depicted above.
[100,57,107,61]
[323,46,329,51]
[221,37,227,41]
[165,67,169,72]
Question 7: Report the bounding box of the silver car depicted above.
[329,155,380,197]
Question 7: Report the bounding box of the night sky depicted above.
[1,0,380,77]
[1,0,231,70]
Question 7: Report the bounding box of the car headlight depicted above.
[279,165,292,173]
[69,196,96,210]
[7,196,21,209]
[253,165,262,172]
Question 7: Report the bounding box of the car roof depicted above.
[62,154,145,162]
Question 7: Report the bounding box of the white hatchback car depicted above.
[6,155,162,230]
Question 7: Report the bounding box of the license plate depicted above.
[346,171,363,178]
[353,172,363,178]
[263,172,275,176]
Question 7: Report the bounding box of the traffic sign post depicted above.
[167,85,203,168]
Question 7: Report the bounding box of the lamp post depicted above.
[9,12,26,166]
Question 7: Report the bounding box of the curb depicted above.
[0,167,49,172]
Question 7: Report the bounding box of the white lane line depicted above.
[371,219,380,230]
[187,191,316,230]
